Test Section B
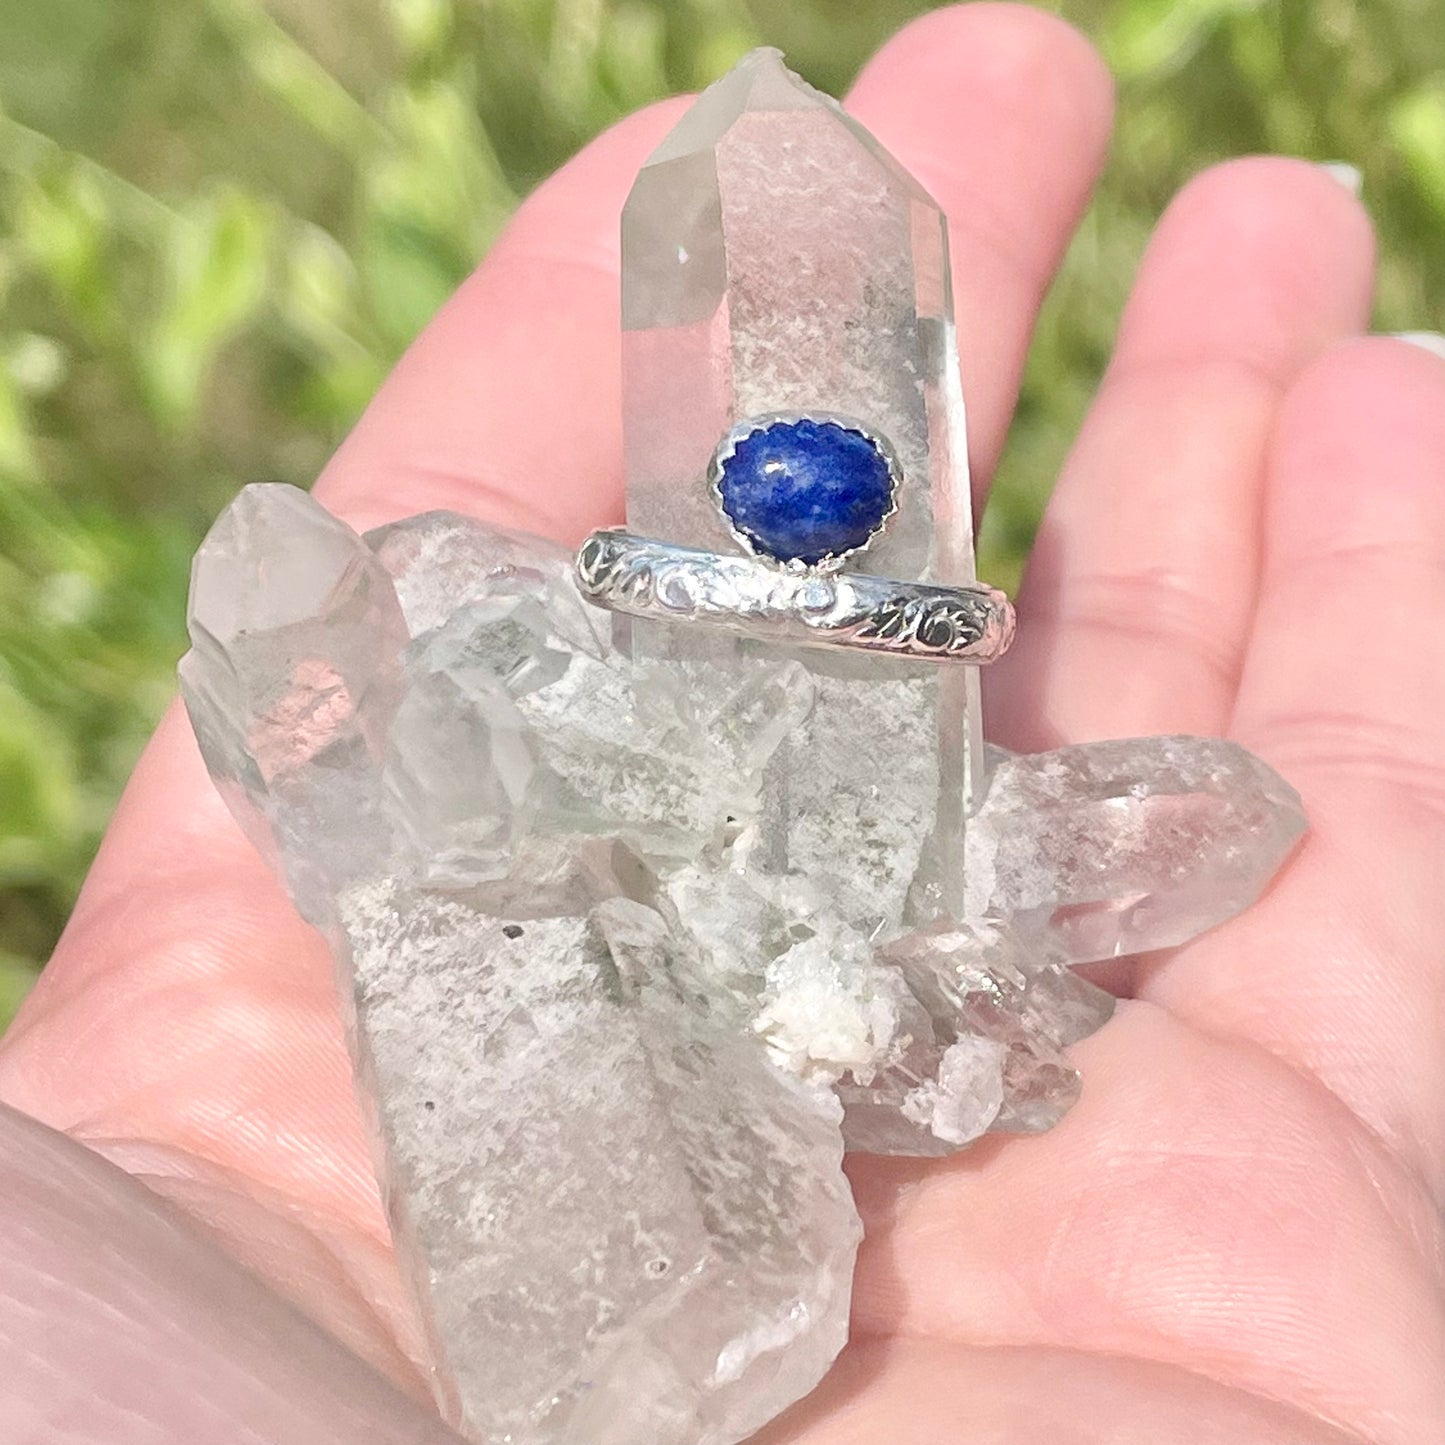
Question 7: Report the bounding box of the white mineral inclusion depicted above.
[178,48,1309,1445]
[901,1036,1010,1145]
[754,924,903,1084]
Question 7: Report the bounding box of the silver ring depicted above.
[575,531,1015,664]
[575,412,1016,665]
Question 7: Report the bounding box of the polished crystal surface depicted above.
[622,47,981,923]
[177,482,406,912]
[178,47,1310,1445]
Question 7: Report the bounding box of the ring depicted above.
[575,412,1016,664]
[575,530,1015,662]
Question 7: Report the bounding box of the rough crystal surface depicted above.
[966,738,1308,963]
[177,47,1310,1445]
[342,886,857,1445]
[373,511,816,887]
[182,484,1307,1444]
[833,918,1115,1155]
[183,495,857,1445]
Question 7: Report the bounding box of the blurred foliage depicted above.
[0,0,1442,1024]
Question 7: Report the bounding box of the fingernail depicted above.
[1389,331,1445,361]
[1318,161,1363,195]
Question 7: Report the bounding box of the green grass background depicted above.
[0,0,1442,1026]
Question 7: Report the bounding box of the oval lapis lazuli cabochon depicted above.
[715,417,896,566]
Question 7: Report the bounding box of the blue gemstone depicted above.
[715,417,895,566]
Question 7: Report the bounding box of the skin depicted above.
[1,6,1443,1441]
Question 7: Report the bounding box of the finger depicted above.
[990,159,1374,751]
[0,93,692,1216]
[316,98,686,537]
[1136,337,1445,1195]
[845,1004,1445,1445]
[327,3,1115,537]
[0,5,1116,1366]
[0,1104,460,1445]
[848,3,1115,488]
[4,9,1113,1169]
[0,96,686,1224]
[759,1338,1365,1445]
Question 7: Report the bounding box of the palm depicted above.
[3,8,1442,1443]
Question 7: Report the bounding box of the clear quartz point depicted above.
[178,482,406,912]
[340,886,857,1445]
[184,491,859,1445]
[177,48,1311,1445]
[968,738,1309,963]
[622,46,981,930]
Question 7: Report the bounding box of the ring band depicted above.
[575,529,1015,665]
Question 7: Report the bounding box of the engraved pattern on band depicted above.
[575,529,1015,664]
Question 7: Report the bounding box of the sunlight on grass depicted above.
[0,0,1441,1026]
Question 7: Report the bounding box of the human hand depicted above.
[2,7,1442,1442]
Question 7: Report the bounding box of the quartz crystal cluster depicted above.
[180,486,1304,1440]
[179,49,1308,1445]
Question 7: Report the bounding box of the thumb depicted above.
[0,1103,458,1445]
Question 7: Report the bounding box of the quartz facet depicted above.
[967,738,1308,963]
[177,481,407,912]
[622,46,982,924]
[342,886,857,1445]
